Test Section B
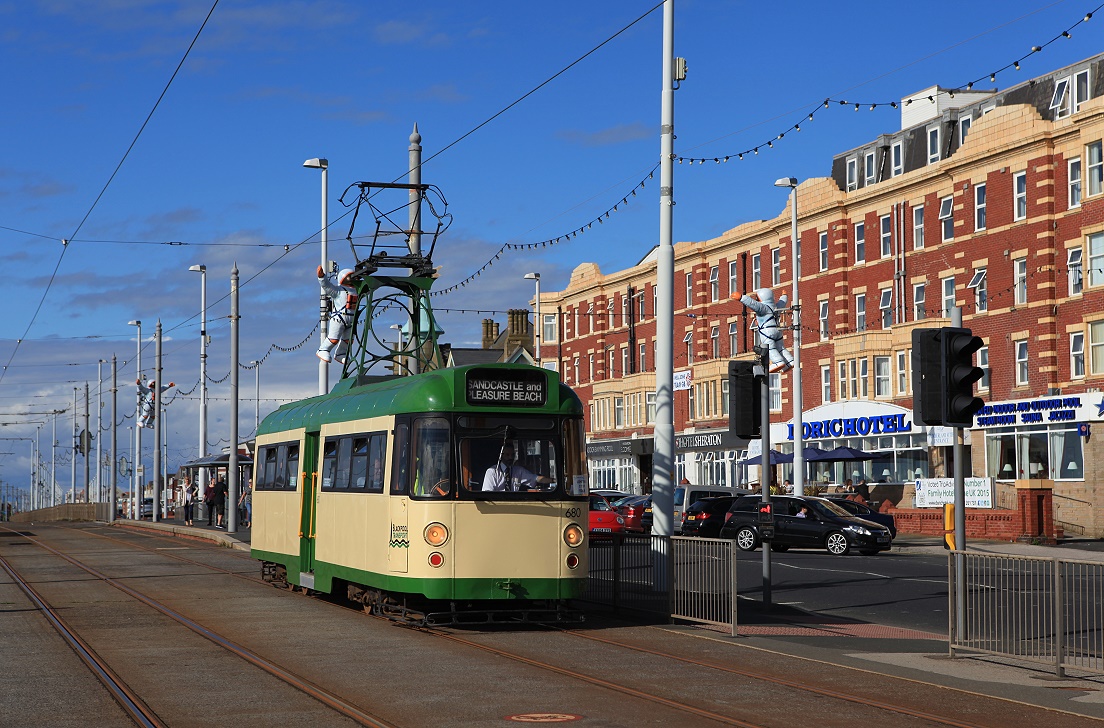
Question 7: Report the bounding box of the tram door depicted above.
[299,432,321,581]
[388,419,410,573]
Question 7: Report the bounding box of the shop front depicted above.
[972,394,1098,483]
[585,436,653,493]
[674,430,750,489]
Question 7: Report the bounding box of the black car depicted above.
[681,496,738,538]
[823,496,897,538]
[718,495,892,556]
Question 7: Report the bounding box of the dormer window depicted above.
[1051,76,1071,119]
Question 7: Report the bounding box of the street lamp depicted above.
[774,177,804,496]
[524,272,541,367]
[250,360,261,433]
[128,319,142,518]
[303,157,329,396]
[189,264,208,505]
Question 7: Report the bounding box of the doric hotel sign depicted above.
[465,368,546,406]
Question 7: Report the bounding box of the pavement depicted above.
[113,516,252,551]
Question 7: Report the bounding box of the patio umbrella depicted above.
[817,445,877,461]
[798,446,833,461]
[739,449,793,466]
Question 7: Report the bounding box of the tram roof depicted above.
[258,364,581,436]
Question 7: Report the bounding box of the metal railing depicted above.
[949,551,1104,676]
[584,534,737,635]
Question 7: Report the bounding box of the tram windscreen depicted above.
[460,431,559,496]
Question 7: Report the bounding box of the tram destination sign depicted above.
[466,368,547,407]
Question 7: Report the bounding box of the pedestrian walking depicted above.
[182,477,196,526]
[213,476,227,528]
[238,478,252,528]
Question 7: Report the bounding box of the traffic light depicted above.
[728,360,761,438]
[912,328,943,426]
[942,326,985,427]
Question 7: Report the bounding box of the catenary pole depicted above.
[228,264,240,533]
[110,354,117,523]
[154,320,162,522]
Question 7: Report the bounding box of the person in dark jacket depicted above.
[214,477,228,529]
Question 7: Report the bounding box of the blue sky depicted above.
[0,0,1099,495]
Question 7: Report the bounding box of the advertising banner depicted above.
[914,477,993,508]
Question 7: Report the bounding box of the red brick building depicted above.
[539,54,1104,537]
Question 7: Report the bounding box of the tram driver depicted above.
[482,443,552,492]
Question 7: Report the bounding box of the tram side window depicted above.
[321,439,339,489]
[350,437,369,489]
[286,443,300,489]
[261,446,277,489]
[367,434,386,493]
[275,445,289,489]
[412,417,451,498]
[563,418,589,497]
[391,421,411,495]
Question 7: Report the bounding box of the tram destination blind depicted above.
[466,369,547,406]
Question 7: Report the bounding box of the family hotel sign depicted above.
[974,395,1097,427]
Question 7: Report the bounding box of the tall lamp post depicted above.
[303,157,329,396]
[250,360,261,433]
[128,319,142,519]
[774,177,804,496]
[189,264,208,508]
[523,272,541,367]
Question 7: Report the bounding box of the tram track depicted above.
[58,523,1104,727]
[1,524,395,728]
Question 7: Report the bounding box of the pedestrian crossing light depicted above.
[728,360,761,439]
[942,327,985,427]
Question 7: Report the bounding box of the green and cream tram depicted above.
[251,364,590,624]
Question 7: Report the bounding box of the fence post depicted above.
[612,534,621,613]
[1055,558,1065,678]
[730,538,738,637]
[667,536,675,622]
[948,551,956,658]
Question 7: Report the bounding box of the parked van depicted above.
[673,485,749,534]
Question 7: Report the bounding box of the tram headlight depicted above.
[424,522,449,546]
[563,523,584,548]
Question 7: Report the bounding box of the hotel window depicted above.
[1091,321,1104,375]
[1051,76,1072,119]
[1072,332,1086,378]
[1091,233,1104,287]
[967,268,987,313]
[941,276,955,317]
[959,115,972,144]
[710,326,720,359]
[1015,258,1028,305]
[1069,248,1083,295]
[891,141,903,176]
[721,379,730,416]
[879,288,893,327]
[769,373,781,411]
[771,248,781,286]
[653,285,657,318]
[978,346,990,390]
[684,331,694,365]
[542,314,556,343]
[1089,141,1103,196]
[1074,69,1090,113]
[646,392,656,423]
[1016,340,1029,385]
[1069,157,1082,208]
[709,266,719,301]
[728,261,738,297]
[608,349,615,378]
[880,214,891,257]
[927,126,940,164]
[585,303,593,334]
[637,291,645,321]
[974,183,986,231]
[729,322,739,356]
[897,350,908,394]
[607,298,614,328]
[573,358,580,383]
[1014,171,1027,219]
[855,293,866,331]
[939,196,954,241]
[622,296,630,326]
[621,347,630,376]
[913,205,925,249]
[864,151,876,186]
[849,359,858,400]
[821,365,831,403]
[846,157,857,191]
[819,300,829,341]
[588,354,594,381]
[875,356,890,397]
[838,361,847,400]
[685,272,693,308]
[854,221,865,263]
[819,231,828,271]
[639,342,646,372]
[860,358,869,398]
[614,397,624,428]
[751,254,761,289]
[914,283,926,320]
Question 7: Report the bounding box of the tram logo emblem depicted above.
[389,523,409,549]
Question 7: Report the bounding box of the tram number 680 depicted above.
[565,508,582,519]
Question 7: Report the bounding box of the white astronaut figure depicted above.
[137,379,174,429]
[317,265,358,365]
[733,287,794,373]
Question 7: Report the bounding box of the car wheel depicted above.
[735,527,759,552]
[770,543,790,552]
[859,549,879,556]
[825,531,850,555]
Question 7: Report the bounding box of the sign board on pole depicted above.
[674,370,692,391]
[914,477,993,508]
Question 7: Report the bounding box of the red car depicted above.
[612,494,650,533]
[589,494,626,535]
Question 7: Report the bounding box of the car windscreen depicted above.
[809,498,854,518]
